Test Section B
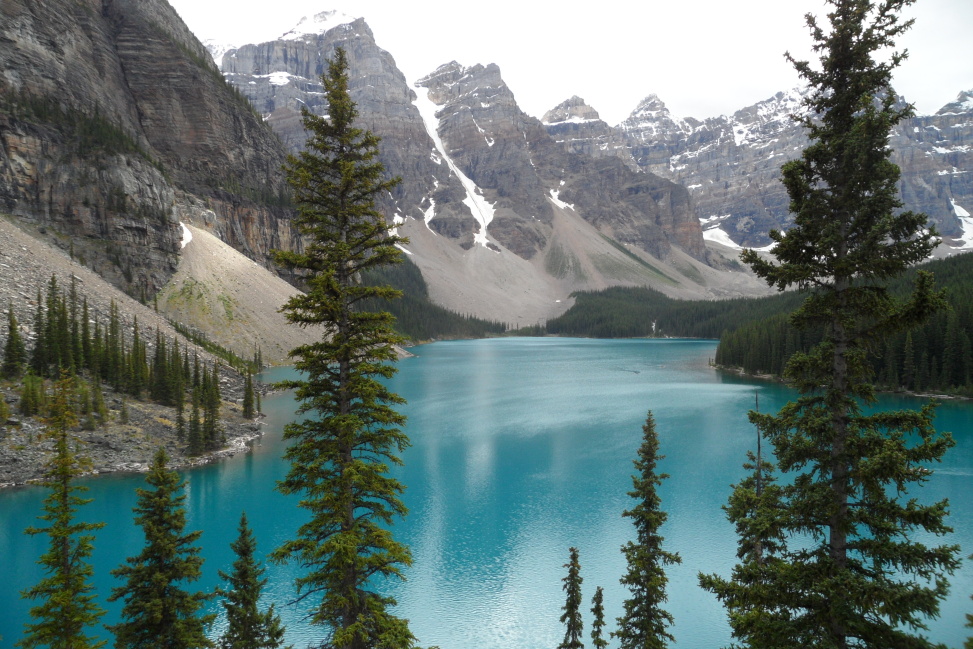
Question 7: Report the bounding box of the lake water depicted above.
[1,338,972,648]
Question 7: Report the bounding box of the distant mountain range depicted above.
[0,0,968,333]
[207,9,972,318]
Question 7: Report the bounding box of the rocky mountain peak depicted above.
[542,96,602,125]
[619,94,698,139]
[279,10,360,42]
[938,89,973,115]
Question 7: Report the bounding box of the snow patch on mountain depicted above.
[280,11,358,42]
[203,39,236,69]
[549,189,575,210]
[618,94,696,139]
[179,222,193,249]
[413,88,497,249]
[699,215,774,252]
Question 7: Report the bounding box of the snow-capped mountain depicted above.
[545,87,973,252]
[210,16,743,325]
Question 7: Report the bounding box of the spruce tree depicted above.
[217,512,287,649]
[3,301,28,379]
[732,1,960,646]
[108,448,214,649]
[590,586,608,649]
[698,451,787,649]
[242,372,255,419]
[614,411,680,649]
[270,46,414,649]
[18,372,106,649]
[559,547,584,649]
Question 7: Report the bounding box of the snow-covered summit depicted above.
[203,39,236,69]
[279,10,359,41]
[937,90,973,116]
[618,94,698,139]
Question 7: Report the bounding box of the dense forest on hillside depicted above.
[541,286,803,339]
[1,275,257,455]
[539,252,973,396]
[717,252,973,396]
[362,257,507,341]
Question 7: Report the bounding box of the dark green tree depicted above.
[733,1,960,646]
[614,411,680,649]
[698,450,788,649]
[269,46,413,649]
[217,512,287,649]
[18,372,106,649]
[3,301,28,379]
[108,448,214,649]
[559,547,584,649]
[242,372,255,419]
[590,586,608,649]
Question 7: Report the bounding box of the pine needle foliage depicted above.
[217,512,288,649]
[725,1,961,646]
[698,451,789,648]
[614,411,680,649]
[270,47,415,649]
[559,547,584,649]
[108,448,214,649]
[590,586,608,649]
[18,372,106,649]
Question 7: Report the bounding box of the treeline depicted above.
[1,274,259,455]
[361,256,507,341]
[541,285,802,339]
[716,252,973,395]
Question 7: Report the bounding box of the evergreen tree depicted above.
[698,450,788,648]
[590,586,608,649]
[3,301,28,379]
[734,1,960,646]
[30,287,47,377]
[17,372,106,649]
[217,512,287,649]
[242,372,255,419]
[108,448,214,649]
[559,547,584,649]
[614,411,680,649]
[270,47,414,649]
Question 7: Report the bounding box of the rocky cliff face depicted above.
[0,0,296,296]
[213,15,721,323]
[552,88,973,250]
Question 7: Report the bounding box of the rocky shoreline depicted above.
[0,380,275,489]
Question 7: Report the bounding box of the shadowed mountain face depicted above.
[0,0,297,296]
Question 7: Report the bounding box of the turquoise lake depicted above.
[1,338,972,648]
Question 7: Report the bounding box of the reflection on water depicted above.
[1,338,971,648]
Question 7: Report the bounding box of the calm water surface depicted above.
[1,338,971,648]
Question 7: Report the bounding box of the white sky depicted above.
[167,0,973,125]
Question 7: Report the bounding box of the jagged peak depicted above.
[279,10,360,42]
[203,39,236,69]
[542,96,602,125]
[937,89,973,116]
[417,61,505,92]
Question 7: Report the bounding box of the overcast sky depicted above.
[167,0,973,125]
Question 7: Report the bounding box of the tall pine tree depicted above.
[590,586,608,649]
[217,512,287,649]
[3,301,27,379]
[614,411,680,649]
[559,547,584,649]
[733,1,960,646]
[108,448,214,649]
[270,46,414,649]
[18,372,105,649]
